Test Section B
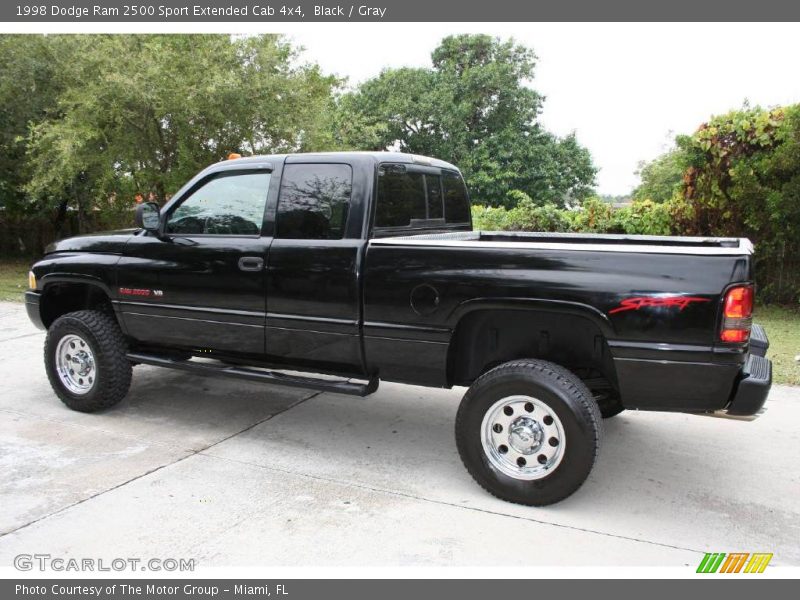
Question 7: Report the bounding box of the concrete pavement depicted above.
[0,301,798,567]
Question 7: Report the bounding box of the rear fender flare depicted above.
[446,297,617,338]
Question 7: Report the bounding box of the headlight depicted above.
[28,271,37,290]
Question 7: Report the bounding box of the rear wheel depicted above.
[456,359,602,506]
[45,310,132,412]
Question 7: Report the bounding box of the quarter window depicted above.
[276,164,352,240]
[166,172,270,235]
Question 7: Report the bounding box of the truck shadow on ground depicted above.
[99,366,313,451]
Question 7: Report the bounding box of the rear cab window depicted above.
[374,164,470,235]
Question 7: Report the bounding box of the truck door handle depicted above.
[238,257,264,272]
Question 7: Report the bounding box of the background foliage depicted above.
[1,34,797,303]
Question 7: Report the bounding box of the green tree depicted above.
[0,36,67,215]
[19,35,339,231]
[632,148,685,202]
[336,34,596,207]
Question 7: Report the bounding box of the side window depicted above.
[276,164,352,240]
[166,172,270,235]
[442,170,470,224]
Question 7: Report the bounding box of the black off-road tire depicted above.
[455,359,602,506]
[45,310,132,412]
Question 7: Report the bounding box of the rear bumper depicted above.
[613,322,772,416]
[714,324,771,418]
[25,291,45,330]
[722,353,772,417]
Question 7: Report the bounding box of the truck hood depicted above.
[45,229,138,255]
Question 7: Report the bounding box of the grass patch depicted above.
[0,260,30,303]
[0,260,797,384]
[754,304,800,386]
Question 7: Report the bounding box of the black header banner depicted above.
[2,0,799,22]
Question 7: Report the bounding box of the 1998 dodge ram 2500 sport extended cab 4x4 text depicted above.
[25,152,772,506]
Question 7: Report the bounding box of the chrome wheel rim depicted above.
[55,334,96,395]
[481,395,566,480]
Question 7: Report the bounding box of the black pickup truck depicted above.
[25,151,772,505]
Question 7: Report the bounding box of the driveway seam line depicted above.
[200,451,705,556]
[0,390,320,539]
[0,332,44,343]
[0,407,188,451]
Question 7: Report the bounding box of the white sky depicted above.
[287,23,800,195]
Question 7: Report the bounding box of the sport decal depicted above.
[609,295,710,315]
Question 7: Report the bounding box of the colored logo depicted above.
[609,295,710,315]
[696,552,773,573]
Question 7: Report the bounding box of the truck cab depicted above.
[114,152,467,376]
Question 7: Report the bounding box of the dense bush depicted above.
[472,196,673,237]
[616,199,673,236]
[674,105,800,303]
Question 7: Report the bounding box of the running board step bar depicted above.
[127,353,379,397]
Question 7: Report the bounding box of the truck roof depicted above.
[212,151,460,172]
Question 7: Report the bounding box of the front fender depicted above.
[31,252,121,299]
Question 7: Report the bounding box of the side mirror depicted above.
[135,202,161,232]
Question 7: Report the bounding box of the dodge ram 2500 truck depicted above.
[25,151,772,506]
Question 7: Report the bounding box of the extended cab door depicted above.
[264,159,367,374]
[117,163,276,354]
[362,164,472,386]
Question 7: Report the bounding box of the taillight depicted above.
[720,285,753,343]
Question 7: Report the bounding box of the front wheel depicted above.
[45,310,132,412]
[455,359,602,506]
